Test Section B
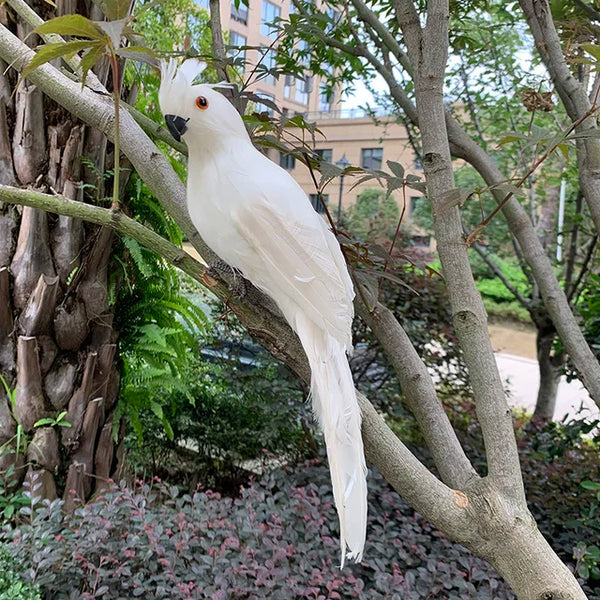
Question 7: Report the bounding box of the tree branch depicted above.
[518,0,600,235]
[0,184,209,283]
[395,0,527,504]
[356,290,478,489]
[208,0,228,82]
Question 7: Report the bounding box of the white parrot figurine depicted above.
[159,59,367,565]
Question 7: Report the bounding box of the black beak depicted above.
[164,114,189,142]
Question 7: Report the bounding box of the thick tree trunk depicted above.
[0,2,128,508]
[477,518,587,600]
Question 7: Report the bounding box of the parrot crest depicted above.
[159,59,248,145]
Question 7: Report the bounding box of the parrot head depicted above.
[159,59,247,146]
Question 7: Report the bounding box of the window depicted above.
[255,91,275,116]
[315,148,332,163]
[310,193,328,214]
[228,31,247,60]
[259,47,277,85]
[295,77,309,104]
[261,0,280,37]
[361,147,383,170]
[231,1,248,24]
[319,84,332,112]
[279,152,296,170]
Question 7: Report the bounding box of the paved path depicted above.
[495,353,598,423]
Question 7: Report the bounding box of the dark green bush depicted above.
[125,348,312,492]
[0,542,40,600]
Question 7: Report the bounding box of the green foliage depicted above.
[345,187,400,242]
[579,273,600,359]
[126,338,310,491]
[114,175,206,442]
[0,542,40,600]
[573,479,600,582]
[2,468,515,599]
[351,264,470,412]
[4,421,599,599]
[481,297,532,324]
[0,466,29,523]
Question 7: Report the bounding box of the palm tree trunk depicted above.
[0,1,129,508]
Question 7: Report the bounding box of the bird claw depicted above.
[207,261,248,298]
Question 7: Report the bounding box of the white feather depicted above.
[158,61,368,566]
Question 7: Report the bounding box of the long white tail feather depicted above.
[295,312,368,568]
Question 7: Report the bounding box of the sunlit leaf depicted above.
[582,44,600,62]
[21,40,94,80]
[34,14,105,40]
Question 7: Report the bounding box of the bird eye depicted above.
[195,96,209,110]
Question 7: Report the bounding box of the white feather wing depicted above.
[231,194,354,348]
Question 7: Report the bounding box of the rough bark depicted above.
[18,273,59,337]
[0,266,15,374]
[11,207,56,310]
[14,336,51,431]
[62,351,97,450]
[0,204,16,267]
[70,396,103,500]
[0,1,128,504]
[12,82,46,185]
[27,426,60,471]
[0,98,15,185]
[44,358,77,410]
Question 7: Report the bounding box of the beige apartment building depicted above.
[199,0,424,225]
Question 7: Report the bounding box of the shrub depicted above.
[125,349,311,492]
[344,188,400,242]
[0,542,40,600]
[3,464,513,599]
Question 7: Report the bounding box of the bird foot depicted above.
[207,260,248,298]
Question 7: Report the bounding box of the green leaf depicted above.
[21,40,95,80]
[496,134,526,147]
[386,160,405,179]
[34,14,105,40]
[556,142,571,162]
[567,128,600,141]
[581,480,600,491]
[94,0,132,20]
[437,188,472,212]
[116,45,159,68]
[582,44,600,62]
[34,417,55,427]
[79,43,105,87]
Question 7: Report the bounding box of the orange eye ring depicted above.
[195,96,209,110]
